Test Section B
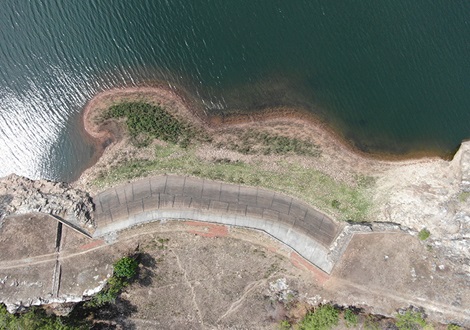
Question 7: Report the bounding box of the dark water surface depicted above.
[1,0,470,181]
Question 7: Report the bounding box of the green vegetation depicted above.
[95,101,374,221]
[113,256,139,279]
[395,310,429,330]
[447,325,461,330]
[0,304,87,330]
[222,129,321,157]
[458,191,470,202]
[86,255,139,308]
[279,319,291,330]
[94,143,372,221]
[298,304,339,330]
[103,101,200,147]
[343,308,358,327]
[418,229,431,241]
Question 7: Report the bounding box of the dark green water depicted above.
[1,0,470,181]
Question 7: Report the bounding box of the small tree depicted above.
[113,256,138,279]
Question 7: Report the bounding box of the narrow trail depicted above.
[328,278,470,321]
[171,249,205,328]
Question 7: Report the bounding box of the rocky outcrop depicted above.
[374,141,470,266]
[0,174,94,228]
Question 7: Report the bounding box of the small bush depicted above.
[86,256,139,308]
[113,256,139,279]
[104,102,195,146]
[279,319,291,330]
[418,229,430,241]
[344,308,358,327]
[299,304,339,330]
[395,310,427,330]
[0,304,86,329]
[447,325,461,330]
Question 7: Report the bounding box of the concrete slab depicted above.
[109,204,129,222]
[127,200,143,215]
[289,203,307,219]
[262,209,279,222]
[238,186,257,205]
[164,176,185,196]
[278,213,295,226]
[183,177,203,198]
[143,195,160,212]
[246,206,264,219]
[158,193,174,209]
[132,179,151,201]
[256,189,274,208]
[202,181,222,201]
[190,198,211,210]
[228,203,246,215]
[0,215,57,261]
[271,198,291,215]
[149,176,167,195]
[173,196,192,208]
[114,187,127,205]
[209,200,229,213]
[97,190,119,211]
[124,184,134,204]
[219,184,239,203]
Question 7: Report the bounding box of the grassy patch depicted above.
[94,144,372,221]
[222,129,321,157]
[418,229,431,241]
[458,191,470,202]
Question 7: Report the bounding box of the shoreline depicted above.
[78,84,445,186]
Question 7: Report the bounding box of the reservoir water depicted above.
[1,0,470,181]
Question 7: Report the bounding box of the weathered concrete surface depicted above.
[93,175,342,273]
[0,214,124,313]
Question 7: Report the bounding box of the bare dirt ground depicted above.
[87,220,469,329]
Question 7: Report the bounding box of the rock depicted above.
[0,174,95,228]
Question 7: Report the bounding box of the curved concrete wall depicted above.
[93,176,341,273]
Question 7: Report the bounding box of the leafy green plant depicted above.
[447,324,461,330]
[299,304,339,330]
[344,308,358,327]
[113,256,139,279]
[86,256,139,308]
[395,310,428,330]
[418,229,430,241]
[279,319,291,330]
[0,304,86,330]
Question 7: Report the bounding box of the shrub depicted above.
[86,256,139,308]
[113,256,139,279]
[344,308,358,327]
[418,229,430,241]
[104,102,195,146]
[279,319,291,330]
[447,325,461,330]
[395,310,427,330]
[299,304,339,330]
[0,304,86,329]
